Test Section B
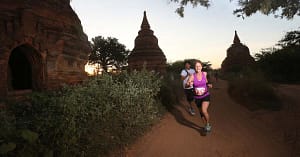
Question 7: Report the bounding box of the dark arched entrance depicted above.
[9,48,32,89]
[8,45,44,91]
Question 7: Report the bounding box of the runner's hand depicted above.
[188,81,193,87]
[207,84,212,88]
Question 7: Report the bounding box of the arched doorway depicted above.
[8,45,44,91]
[9,48,32,89]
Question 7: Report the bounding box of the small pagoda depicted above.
[221,31,255,72]
[128,11,166,74]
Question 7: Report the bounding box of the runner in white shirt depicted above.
[180,60,196,115]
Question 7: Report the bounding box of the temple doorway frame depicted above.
[7,44,44,92]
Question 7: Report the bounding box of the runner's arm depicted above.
[204,72,213,88]
[181,75,186,81]
[186,74,194,88]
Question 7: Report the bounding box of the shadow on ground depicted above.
[169,103,207,136]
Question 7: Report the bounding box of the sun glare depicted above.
[85,63,101,76]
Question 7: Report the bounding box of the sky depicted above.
[70,0,300,69]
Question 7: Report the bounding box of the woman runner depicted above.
[186,60,212,132]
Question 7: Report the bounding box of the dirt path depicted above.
[125,80,295,157]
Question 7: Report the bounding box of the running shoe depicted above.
[205,124,212,132]
[189,107,196,115]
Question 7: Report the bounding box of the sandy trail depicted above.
[125,80,297,157]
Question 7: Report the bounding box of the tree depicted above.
[169,0,300,19]
[89,36,130,72]
[233,0,300,19]
[255,30,300,83]
[166,59,212,74]
[169,0,210,17]
[277,30,300,48]
[166,60,184,74]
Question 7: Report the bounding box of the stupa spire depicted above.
[233,30,241,44]
[141,11,150,30]
[128,11,166,74]
[221,30,255,73]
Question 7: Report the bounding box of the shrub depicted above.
[256,46,300,83]
[158,73,183,111]
[0,70,163,156]
[227,69,282,111]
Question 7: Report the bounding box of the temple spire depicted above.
[233,30,241,44]
[128,11,166,74]
[222,30,255,73]
[141,11,150,30]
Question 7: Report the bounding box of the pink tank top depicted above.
[193,72,209,99]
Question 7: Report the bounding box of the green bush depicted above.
[227,69,282,111]
[158,73,183,111]
[0,70,163,156]
[0,109,16,156]
[256,46,300,83]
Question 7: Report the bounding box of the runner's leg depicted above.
[201,101,210,124]
[186,89,195,115]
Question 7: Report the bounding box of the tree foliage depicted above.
[166,60,185,74]
[255,29,300,83]
[89,36,130,71]
[277,30,300,48]
[233,0,300,19]
[169,0,300,19]
[166,59,213,75]
[169,0,210,17]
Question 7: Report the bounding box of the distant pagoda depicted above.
[128,11,166,74]
[221,31,255,72]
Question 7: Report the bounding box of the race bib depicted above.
[195,87,206,96]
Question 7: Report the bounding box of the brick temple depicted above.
[0,0,90,99]
[128,11,166,74]
[221,31,255,72]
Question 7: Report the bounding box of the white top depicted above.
[180,68,195,89]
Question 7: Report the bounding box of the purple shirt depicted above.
[193,72,210,99]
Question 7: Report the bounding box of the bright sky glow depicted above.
[71,0,300,69]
